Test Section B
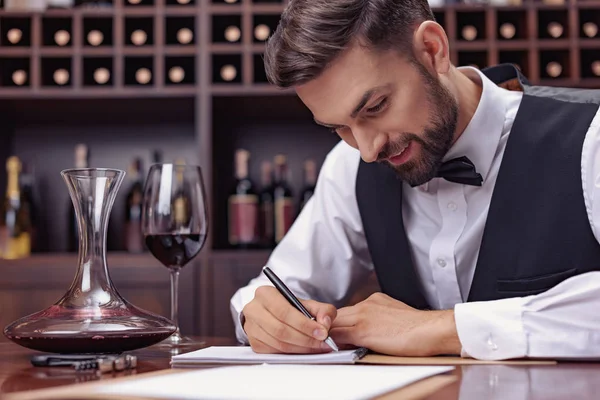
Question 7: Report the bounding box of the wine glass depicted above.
[142,163,208,348]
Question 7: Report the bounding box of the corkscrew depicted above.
[31,354,138,374]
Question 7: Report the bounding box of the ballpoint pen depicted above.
[262,266,339,352]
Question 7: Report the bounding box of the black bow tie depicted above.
[436,156,483,186]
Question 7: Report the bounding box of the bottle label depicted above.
[0,228,30,259]
[229,194,259,245]
[260,201,274,244]
[275,197,294,243]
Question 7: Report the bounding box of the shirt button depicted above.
[447,202,457,211]
[437,258,447,268]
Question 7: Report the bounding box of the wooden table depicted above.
[1,339,600,399]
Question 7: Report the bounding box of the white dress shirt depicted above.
[230,67,600,360]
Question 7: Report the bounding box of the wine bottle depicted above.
[299,159,317,213]
[173,158,192,228]
[273,154,294,244]
[224,25,241,42]
[546,61,562,78]
[547,22,563,39]
[259,161,274,248]
[177,28,193,44]
[228,149,259,248]
[592,61,600,77]
[254,24,271,41]
[53,68,69,86]
[12,70,27,86]
[583,22,598,39]
[131,29,147,46]
[220,65,237,81]
[0,156,31,260]
[20,161,37,252]
[54,29,70,46]
[67,144,89,252]
[124,158,145,253]
[6,28,22,45]
[94,67,110,85]
[152,149,163,164]
[135,68,152,84]
[499,22,516,40]
[87,30,104,46]
[461,25,478,41]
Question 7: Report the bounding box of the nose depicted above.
[353,127,380,163]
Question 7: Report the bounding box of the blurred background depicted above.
[0,0,597,342]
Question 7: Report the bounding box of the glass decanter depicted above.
[3,168,176,354]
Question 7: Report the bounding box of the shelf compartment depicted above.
[499,50,529,77]
[165,56,195,85]
[125,17,154,47]
[579,9,600,39]
[83,57,114,87]
[124,56,155,86]
[0,17,32,47]
[457,51,488,70]
[539,50,570,79]
[456,11,486,42]
[42,17,73,47]
[83,17,113,47]
[41,57,72,87]
[581,49,600,79]
[166,17,196,46]
[537,9,569,40]
[0,57,30,88]
[212,14,242,44]
[212,54,242,84]
[497,10,528,40]
[253,53,268,84]
[252,14,278,43]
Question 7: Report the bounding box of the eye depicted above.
[366,97,388,114]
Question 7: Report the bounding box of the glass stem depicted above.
[170,269,180,336]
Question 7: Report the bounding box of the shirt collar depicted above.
[442,66,509,183]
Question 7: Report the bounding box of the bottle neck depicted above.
[6,170,19,200]
[235,155,249,180]
[274,164,288,184]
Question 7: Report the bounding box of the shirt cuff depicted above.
[454,296,529,360]
[230,301,250,345]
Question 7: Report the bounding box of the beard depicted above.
[378,62,458,187]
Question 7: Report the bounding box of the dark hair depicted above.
[264,0,435,88]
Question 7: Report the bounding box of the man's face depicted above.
[296,43,458,187]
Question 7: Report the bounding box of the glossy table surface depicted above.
[1,339,600,399]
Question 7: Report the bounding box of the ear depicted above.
[412,21,450,75]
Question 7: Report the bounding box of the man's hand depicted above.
[242,286,337,354]
[329,292,462,356]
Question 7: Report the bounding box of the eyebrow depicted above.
[313,85,388,128]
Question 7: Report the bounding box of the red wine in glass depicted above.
[142,163,208,349]
[145,234,205,269]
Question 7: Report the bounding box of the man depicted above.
[230,0,600,360]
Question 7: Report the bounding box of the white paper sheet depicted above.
[171,346,368,365]
[96,364,454,400]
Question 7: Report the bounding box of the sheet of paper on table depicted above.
[171,346,368,366]
[95,364,454,400]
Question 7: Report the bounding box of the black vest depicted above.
[355,64,600,309]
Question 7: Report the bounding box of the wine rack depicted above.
[0,0,600,341]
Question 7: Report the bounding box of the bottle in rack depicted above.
[583,22,598,39]
[299,159,317,214]
[228,149,259,248]
[124,158,145,253]
[0,156,31,260]
[273,154,294,244]
[67,144,89,252]
[461,25,478,41]
[259,161,274,248]
[546,61,562,78]
[20,161,37,252]
[499,22,516,40]
[547,22,564,39]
